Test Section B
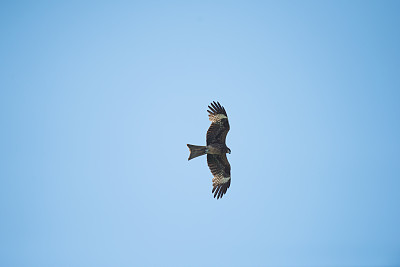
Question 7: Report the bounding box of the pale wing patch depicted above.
[212,175,230,186]
[209,114,227,122]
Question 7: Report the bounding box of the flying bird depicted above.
[187,101,231,199]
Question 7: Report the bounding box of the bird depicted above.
[187,101,231,199]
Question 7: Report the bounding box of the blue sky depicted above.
[1,1,399,266]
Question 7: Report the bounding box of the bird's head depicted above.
[227,147,231,154]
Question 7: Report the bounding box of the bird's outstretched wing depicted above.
[207,154,231,199]
[206,101,230,145]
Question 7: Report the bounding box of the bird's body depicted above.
[206,143,230,155]
[187,101,231,199]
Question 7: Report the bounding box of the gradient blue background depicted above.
[1,1,399,266]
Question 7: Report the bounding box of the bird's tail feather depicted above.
[187,144,206,160]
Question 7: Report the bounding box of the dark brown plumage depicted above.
[187,101,231,199]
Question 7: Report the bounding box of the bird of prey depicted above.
[187,101,231,199]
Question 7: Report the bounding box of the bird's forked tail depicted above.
[187,144,206,160]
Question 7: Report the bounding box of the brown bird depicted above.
[187,101,231,199]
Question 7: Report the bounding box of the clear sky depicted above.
[1,1,399,266]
